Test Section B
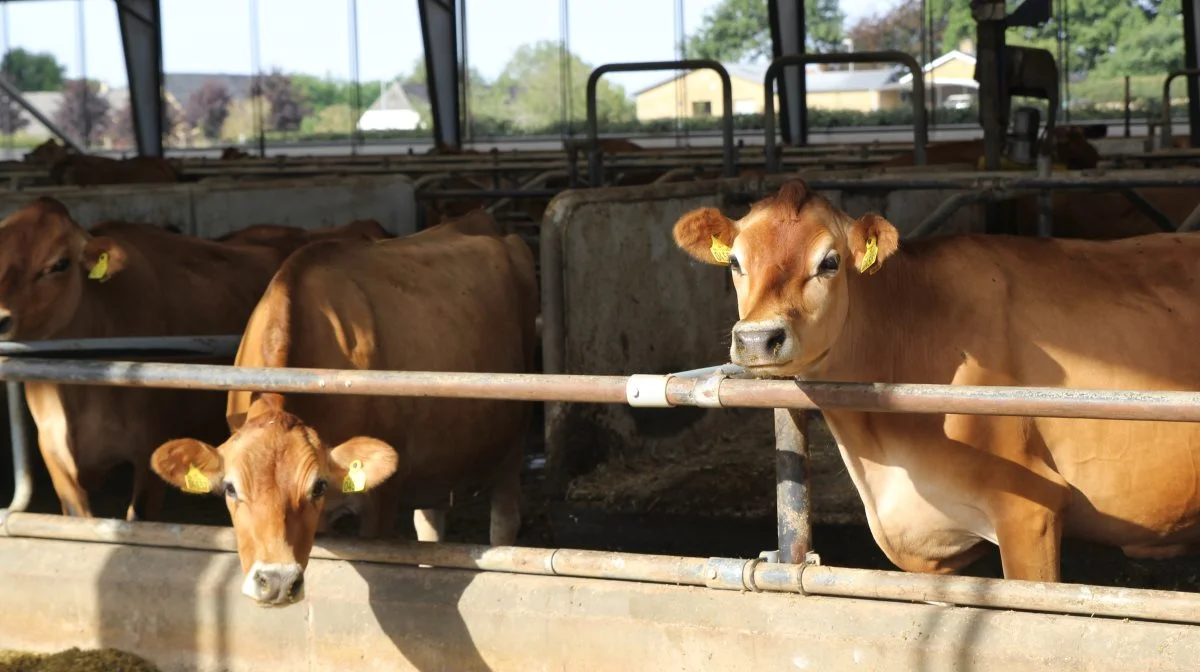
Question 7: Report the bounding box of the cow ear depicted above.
[151,438,224,495]
[847,213,899,275]
[672,207,738,266]
[81,236,128,282]
[328,437,399,495]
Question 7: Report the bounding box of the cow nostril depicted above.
[256,574,269,591]
[0,315,12,335]
[767,329,787,355]
[289,575,305,599]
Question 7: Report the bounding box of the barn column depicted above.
[1183,0,1200,147]
[768,0,807,147]
[115,0,165,157]
[418,0,462,148]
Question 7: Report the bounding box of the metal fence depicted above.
[4,345,1200,624]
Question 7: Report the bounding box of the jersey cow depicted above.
[0,198,294,521]
[672,179,1200,582]
[150,210,538,607]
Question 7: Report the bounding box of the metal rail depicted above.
[5,512,1200,626]
[764,52,928,172]
[0,77,87,155]
[0,336,241,517]
[6,358,1200,422]
[585,60,737,185]
[1160,69,1200,149]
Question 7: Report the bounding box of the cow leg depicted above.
[127,459,166,522]
[413,508,446,542]
[489,445,524,547]
[43,454,91,518]
[992,501,1065,582]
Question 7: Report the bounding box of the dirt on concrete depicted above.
[0,648,158,672]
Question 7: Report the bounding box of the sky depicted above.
[0,0,894,97]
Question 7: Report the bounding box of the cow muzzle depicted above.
[242,562,305,607]
[730,318,795,370]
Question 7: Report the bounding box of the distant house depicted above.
[633,48,980,120]
[358,81,421,132]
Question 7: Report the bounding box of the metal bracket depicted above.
[704,557,763,592]
[693,370,727,408]
[626,375,671,408]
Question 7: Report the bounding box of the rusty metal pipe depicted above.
[6,513,1200,626]
[10,357,1200,423]
[1,382,31,520]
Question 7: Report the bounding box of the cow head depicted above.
[0,198,128,340]
[672,179,898,378]
[150,393,399,607]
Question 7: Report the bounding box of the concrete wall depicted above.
[0,173,419,239]
[2,535,1197,671]
[541,175,988,519]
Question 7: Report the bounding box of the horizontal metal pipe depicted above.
[7,358,1200,422]
[0,335,242,359]
[800,173,1200,191]
[417,188,562,199]
[5,513,1200,626]
[800,565,1200,626]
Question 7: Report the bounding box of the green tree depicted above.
[846,0,974,62]
[685,0,846,60]
[0,48,65,91]
[292,74,383,114]
[489,41,635,130]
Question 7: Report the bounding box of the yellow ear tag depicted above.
[857,236,879,274]
[182,464,210,494]
[87,252,109,282]
[709,236,732,265]
[342,459,367,494]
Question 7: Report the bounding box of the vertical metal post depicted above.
[2,381,32,518]
[418,0,462,148]
[768,0,807,148]
[973,0,1007,234]
[116,0,165,157]
[1125,76,1132,138]
[773,408,811,564]
[1185,0,1200,148]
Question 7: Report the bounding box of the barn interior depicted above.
[2,0,1200,669]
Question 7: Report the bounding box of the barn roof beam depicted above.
[116,0,165,157]
[1182,0,1200,147]
[418,0,462,149]
[767,0,806,147]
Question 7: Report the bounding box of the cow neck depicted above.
[814,246,943,386]
[60,252,160,341]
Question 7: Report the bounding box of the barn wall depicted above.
[540,176,988,519]
[0,174,419,238]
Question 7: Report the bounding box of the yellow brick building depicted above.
[633,49,979,121]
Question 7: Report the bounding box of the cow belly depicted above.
[834,441,994,571]
[1041,419,1200,547]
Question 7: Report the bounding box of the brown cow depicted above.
[150,210,538,606]
[0,198,293,521]
[879,127,1100,170]
[24,139,69,166]
[215,219,393,256]
[672,179,1200,583]
[50,154,180,186]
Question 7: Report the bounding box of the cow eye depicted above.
[311,479,328,499]
[728,255,742,274]
[223,482,237,500]
[47,258,70,274]
[818,253,840,274]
